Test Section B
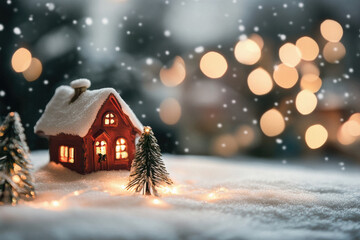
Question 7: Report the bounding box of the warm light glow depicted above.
[152,199,161,205]
[249,33,264,50]
[60,146,74,163]
[159,56,186,87]
[159,98,182,125]
[73,191,80,196]
[104,113,116,126]
[116,138,127,159]
[247,68,273,95]
[273,64,299,89]
[295,90,318,115]
[300,62,320,77]
[212,134,238,157]
[144,126,151,134]
[260,109,285,137]
[305,124,328,149]
[95,141,107,155]
[11,48,32,72]
[200,51,228,78]
[296,36,319,61]
[337,123,357,145]
[320,19,343,42]
[234,39,261,65]
[12,175,21,183]
[23,58,42,82]
[323,42,346,63]
[300,74,322,93]
[51,200,60,207]
[279,43,302,67]
[349,113,360,127]
[236,125,256,148]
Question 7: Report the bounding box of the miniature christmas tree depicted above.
[127,126,173,196]
[0,112,35,205]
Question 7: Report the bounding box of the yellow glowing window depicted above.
[59,146,74,163]
[115,138,128,159]
[95,140,107,155]
[104,113,116,126]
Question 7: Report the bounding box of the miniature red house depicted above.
[34,79,143,174]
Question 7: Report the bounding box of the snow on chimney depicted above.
[69,79,91,103]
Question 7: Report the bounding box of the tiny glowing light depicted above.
[296,36,319,61]
[273,64,298,89]
[73,191,80,196]
[11,48,32,72]
[279,43,302,67]
[323,42,346,63]
[300,74,322,93]
[337,123,357,145]
[247,68,273,95]
[200,51,228,79]
[234,39,261,65]
[260,109,285,137]
[144,126,151,134]
[159,98,182,125]
[208,193,216,199]
[23,58,43,82]
[249,33,264,50]
[236,125,256,148]
[152,199,161,205]
[295,90,317,115]
[305,124,328,149]
[12,175,21,183]
[212,134,238,157]
[300,62,320,77]
[120,185,127,190]
[320,19,343,42]
[159,56,186,87]
[51,200,60,207]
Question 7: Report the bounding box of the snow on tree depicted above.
[0,112,35,205]
[127,126,173,196]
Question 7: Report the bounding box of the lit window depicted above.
[59,146,74,163]
[116,138,128,159]
[104,112,116,126]
[95,140,107,155]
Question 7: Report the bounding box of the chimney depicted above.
[69,79,91,103]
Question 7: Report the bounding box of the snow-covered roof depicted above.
[34,83,143,137]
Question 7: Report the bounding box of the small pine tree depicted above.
[127,126,173,196]
[0,112,35,205]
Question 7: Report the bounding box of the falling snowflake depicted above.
[45,3,55,11]
[85,17,93,26]
[164,30,171,37]
[0,24,4,31]
[13,27,21,35]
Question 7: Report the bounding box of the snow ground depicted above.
[0,151,359,240]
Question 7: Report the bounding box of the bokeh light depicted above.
[159,98,182,125]
[337,123,357,145]
[296,36,319,61]
[305,124,328,149]
[249,33,264,50]
[234,39,261,65]
[236,125,256,148]
[260,109,285,137]
[323,42,346,63]
[279,43,302,67]
[300,62,320,76]
[11,48,32,73]
[23,58,43,82]
[295,90,317,115]
[320,19,343,42]
[247,68,273,95]
[159,56,186,87]
[300,74,322,93]
[212,134,238,157]
[200,51,228,78]
[273,64,298,89]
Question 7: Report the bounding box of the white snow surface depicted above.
[0,151,359,240]
[34,85,143,137]
[69,78,91,89]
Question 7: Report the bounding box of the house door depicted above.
[94,140,108,170]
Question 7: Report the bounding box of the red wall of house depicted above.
[49,134,85,174]
[84,94,139,173]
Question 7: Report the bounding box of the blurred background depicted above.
[1,0,360,164]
